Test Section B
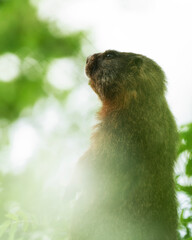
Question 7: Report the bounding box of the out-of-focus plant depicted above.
[0,0,84,121]
[177,123,192,239]
[0,0,89,239]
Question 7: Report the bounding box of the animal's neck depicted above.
[97,94,165,133]
[98,90,138,120]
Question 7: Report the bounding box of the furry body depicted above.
[69,50,178,240]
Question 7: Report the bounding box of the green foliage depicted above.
[0,207,68,239]
[0,0,84,121]
[0,0,86,239]
[177,123,192,239]
[0,77,46,120]
[0,211,33,240]
[0,0,83,59]
[178,124,192,155]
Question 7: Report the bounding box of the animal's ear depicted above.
[134,58,143,67]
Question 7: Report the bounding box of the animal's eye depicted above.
[104,51,117,60]
[106,53,113,58]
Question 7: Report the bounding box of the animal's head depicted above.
[86,50,166,106]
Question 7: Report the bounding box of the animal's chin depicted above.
[85,62,98,79]
[89,78,119,101]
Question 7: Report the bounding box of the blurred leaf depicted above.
[0,77,46,120]
[0,0,83,59]
[0,221,10,238]
[8,222,17,240]
[178,124,192,239]
[178,185,192,196]
[178,124,192,155]
[179,209,192,229]
[0,0,84,122]
[186,157,192,176]
[6,213,19,221]
[181,216,192,226]
[184,228,192,239]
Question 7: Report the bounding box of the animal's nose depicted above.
[86,53,99,64]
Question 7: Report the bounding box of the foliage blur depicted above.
[0,0,96,239]
[0,0,84,121]
[177,123,192,239]
[0,0,191,239]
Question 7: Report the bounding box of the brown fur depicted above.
[69,50,179,240]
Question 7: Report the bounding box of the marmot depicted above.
[69,50,178,240]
